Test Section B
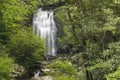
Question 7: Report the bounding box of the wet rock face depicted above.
[27,63,44,77]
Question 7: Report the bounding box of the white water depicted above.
[34,70,40,79]
[33,8,57,56]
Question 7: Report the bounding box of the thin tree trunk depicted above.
[86,70,93,80]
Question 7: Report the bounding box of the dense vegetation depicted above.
[0,0,120,80]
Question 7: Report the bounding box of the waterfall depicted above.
[33,8,57,56]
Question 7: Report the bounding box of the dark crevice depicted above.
[39,1,66,10]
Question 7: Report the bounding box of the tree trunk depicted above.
[86,70,93,80]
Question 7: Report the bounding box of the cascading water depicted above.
[33,8,57,56]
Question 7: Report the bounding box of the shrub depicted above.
[49,59,78,80]
[54,74,75,80]
[0,43,14,80]
[8,29,45,68]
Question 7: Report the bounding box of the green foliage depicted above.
[0,0,40,44]
[55,0,120,80]
[48,59,78,80]
[0,56,14,80]
[0,44,14,80]
[56,0,120,53]
[87,41,120,80]
[50,60,77,75]
[106,66,120,80]
[40,0,61,5]
[54,74,75,80]
[8,29,45,67]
